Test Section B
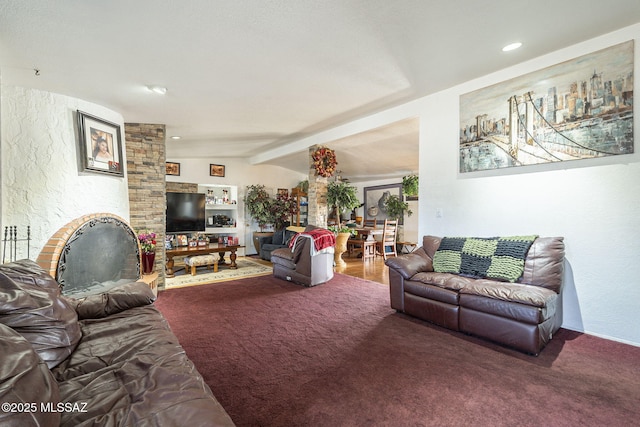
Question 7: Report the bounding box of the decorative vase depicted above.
[142,251,155,274]
[334,232,351,267]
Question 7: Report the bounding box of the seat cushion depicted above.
[271,248,295,270]
[0,323,61,426]
[459,279,557,308]
[0,259,81,369]
[184,255,217,266]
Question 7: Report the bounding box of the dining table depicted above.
[354,227,383,241]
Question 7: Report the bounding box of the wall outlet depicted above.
[436,208,443,218]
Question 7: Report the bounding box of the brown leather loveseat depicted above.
[385,235,565,355]
[0,259,235,426]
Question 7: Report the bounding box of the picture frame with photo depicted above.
[166,162,180,176]
[77,110,124,176]
[210,164,225,177]
[363,183,404,225]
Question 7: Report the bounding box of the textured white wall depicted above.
[417,25,640,346]
[1,86,130,260]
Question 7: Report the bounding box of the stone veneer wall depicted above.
[125,123,166,288]
[307,145,328,228]
[166,182,198,193]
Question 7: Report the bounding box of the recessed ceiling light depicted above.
[502,42,522,52]
[170,136,181,140]
[147,85,167,95]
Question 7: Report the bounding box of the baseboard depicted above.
[560,324,640,347]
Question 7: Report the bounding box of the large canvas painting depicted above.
[459,40,634,173]
[363,183,403,225]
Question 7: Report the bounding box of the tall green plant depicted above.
[244,184,273,231]
[245,185,299,230]
[327,181,360,223]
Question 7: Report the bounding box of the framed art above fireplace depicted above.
[77,110,124,177]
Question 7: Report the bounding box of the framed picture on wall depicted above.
[363,183,403,225]
[210,164,225,177]
[166,162,180,176]
[77,110,124,176]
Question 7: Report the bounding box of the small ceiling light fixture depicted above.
[147,85,168,95]
[502,42,522,52]
[170,136,181,140]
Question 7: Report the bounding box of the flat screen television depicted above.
[166,192,206,233]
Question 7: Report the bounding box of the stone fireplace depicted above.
[37,213,142,297]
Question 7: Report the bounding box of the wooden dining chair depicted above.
[376,219,398,260]
[363,218,377,228]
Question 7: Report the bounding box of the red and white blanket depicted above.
[289,228,336,255]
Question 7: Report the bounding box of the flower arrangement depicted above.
[138,231,157,253]
[312,146,338,178]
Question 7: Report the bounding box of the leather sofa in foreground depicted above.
[0,259,234,426]
[385,235,565,355]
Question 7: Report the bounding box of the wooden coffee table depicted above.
[165,243,244,277]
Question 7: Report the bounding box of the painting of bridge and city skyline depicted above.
[459,40,634,173]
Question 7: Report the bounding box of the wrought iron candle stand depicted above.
[2,225,31,263]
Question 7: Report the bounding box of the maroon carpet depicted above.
[155,274,640,426]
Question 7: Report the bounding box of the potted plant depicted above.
[269,192,299,230]
[384,195,413,220]
[137,230,157,274]
[244,184,273,231]
[402,174,419,197]
[328,225,356,267]
[327,181,360,224]
[244,184,275,253]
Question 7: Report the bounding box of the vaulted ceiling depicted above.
[2,1,639,181]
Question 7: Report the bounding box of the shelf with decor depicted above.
[291,187,308,227]
[197,184,244,254]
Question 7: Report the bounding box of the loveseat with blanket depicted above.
[385,235,565,355]
[0,259,234,426]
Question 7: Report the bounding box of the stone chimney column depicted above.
[307,145,328,228]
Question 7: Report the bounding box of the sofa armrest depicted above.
[257,234,274,246]
[384,247,432,279]
[66,281,156,320]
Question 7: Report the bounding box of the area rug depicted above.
[164,257,272,289]
[155,274,640,427]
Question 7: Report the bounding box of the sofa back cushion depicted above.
[518,237,565,293]
[0,259,81,368]
[0,322,61,426]
[422,235,442,262]
[272,229,286,246]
